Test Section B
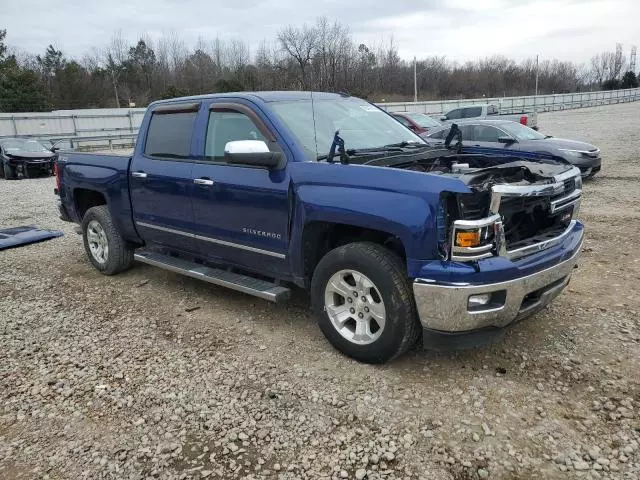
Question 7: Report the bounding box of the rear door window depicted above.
[145,109,198,158]
[474,125,502,142]
[462,107,483,118]
[446,109,461,120]
[458,125,475,141]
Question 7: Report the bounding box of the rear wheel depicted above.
[311,242,420,364]
[82,205,134,275]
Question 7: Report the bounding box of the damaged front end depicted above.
[388,152,582,263]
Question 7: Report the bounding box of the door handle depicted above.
[194,177,214,186]
[131,171,147,178]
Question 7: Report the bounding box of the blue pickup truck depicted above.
[55,91,584,363]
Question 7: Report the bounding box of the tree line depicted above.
[0,20,638,112]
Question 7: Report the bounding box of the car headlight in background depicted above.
[558,149,587,158]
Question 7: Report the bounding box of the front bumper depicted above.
[566,156,601,177]
[413,230,583,333]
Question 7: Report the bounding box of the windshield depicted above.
[0,139,50,153]
[270,97,425,160]
[499,122,546,140]
[404,113,441,128]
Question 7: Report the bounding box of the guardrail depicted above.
[41,133,138,152]
[1,87,639,150]
[377,87,640,115]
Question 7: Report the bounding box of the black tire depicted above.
[311,242,420,364]
[3,162,16,180]
[81,205,134,275]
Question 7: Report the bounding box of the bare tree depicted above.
[103,31,127,107]
[277,24,318,89]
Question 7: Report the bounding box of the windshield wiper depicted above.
[317,137,430,162]
[317,130,350,164]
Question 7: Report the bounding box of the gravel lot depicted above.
[1,102,639,480]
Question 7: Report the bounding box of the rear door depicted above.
[129,102,200,252]
[189,99,291,277]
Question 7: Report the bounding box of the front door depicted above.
[190,100,291,277]
[130,103,200,253]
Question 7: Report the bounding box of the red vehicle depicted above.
[390,112,443,136]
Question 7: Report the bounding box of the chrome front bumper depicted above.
[413,238,582,333]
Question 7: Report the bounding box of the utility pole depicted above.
[413,56,418,103]
[535,55,539,96]
[534,54,539,112]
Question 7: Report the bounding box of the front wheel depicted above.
[311,242,420,364]
[81,205,134,275]
[3,162,16,180]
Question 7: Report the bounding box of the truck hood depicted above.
[364,148,575,192]
[4,151,56,159]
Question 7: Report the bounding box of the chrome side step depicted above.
[134,251,291,303]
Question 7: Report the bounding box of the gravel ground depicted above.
[1,102,639,480]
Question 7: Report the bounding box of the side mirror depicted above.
[50,146,60,153]
[224,140,281,168]
[497,136,515,144]
[440,115,448,121]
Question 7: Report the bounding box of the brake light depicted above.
[520,115,528,126]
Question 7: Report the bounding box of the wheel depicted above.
[81,205,134,275]
[3,162,16,180]
[311,242,420,364]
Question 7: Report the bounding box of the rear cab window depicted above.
[144,103,199,158]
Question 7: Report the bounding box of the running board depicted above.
[134,251,291,303]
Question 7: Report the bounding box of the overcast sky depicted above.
[1,0,638,65]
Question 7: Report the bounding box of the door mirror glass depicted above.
[224,140,281,168]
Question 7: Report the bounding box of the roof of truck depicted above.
[149,91,346,107]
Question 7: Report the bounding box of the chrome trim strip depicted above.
[505,220,578,261]
[553,167,582,183]
[135,221,286,259]
[550,189,581,213]
[193,234,286,259]
[452,214,502,229]
[452,244,493,254]
[136,222,187,237]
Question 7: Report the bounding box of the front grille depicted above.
[456,177,578,250]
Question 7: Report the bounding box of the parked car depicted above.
[55,92,584,364]
[440,104,538,130]
[423,119,601,178]
[390,112,442,136]
[0,138,56,179]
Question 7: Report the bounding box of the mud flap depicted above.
[0,225,64,250]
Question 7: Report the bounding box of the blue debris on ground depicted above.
[0,225,64,250]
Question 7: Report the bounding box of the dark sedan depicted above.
[424,119,601,178]
[390,112,443,136]
[0,138,56,180]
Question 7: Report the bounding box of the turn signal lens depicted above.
[455,231,481,248]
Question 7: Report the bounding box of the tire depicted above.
[311,242,420,364]
[81,205,134,275]
[3,162,16,180]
